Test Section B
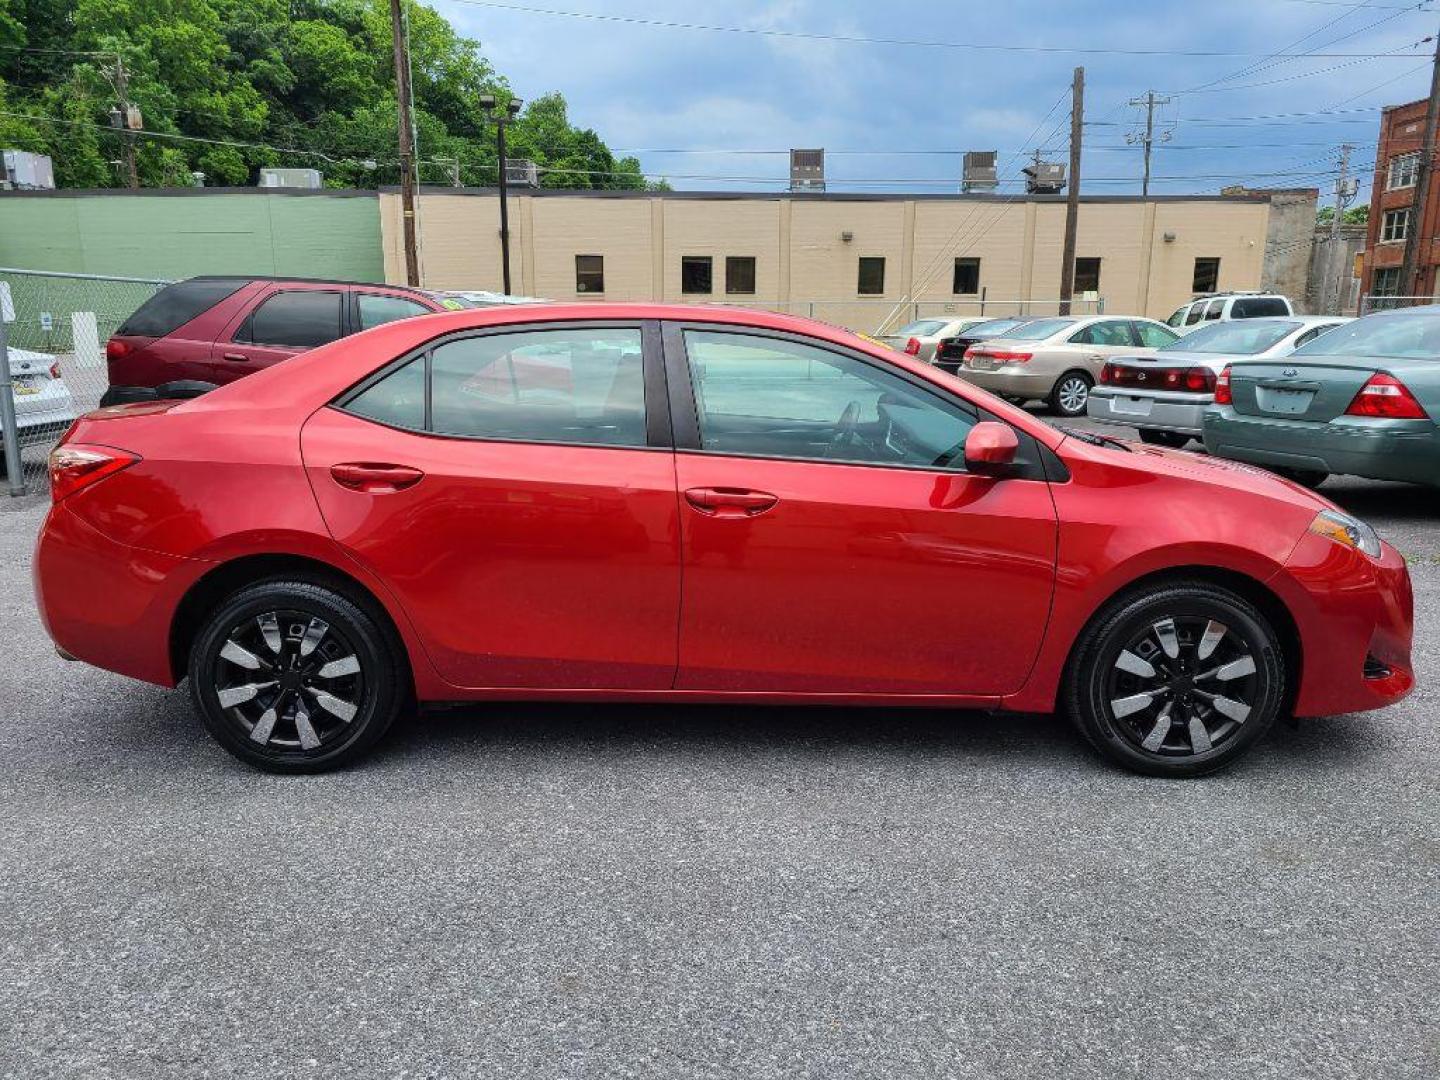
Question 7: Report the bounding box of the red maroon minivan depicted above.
[36,304,1414,776]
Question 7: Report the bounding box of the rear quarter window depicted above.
[117,278,248,338]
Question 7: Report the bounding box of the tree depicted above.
[1316,205,1369,227]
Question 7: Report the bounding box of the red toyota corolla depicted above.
[33,304,1414,776]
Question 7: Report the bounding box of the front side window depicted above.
[684,330,977,470]
[725,256,756,295]
[1074,257,1101,293]
[952,257,981,294]
[357,293,432,331]
[858,257,886,295]
[681,256,713,295]
[1167,306,1188,328]
[344,327,648,448]
[239,291,344,348]
[576,255,605,294]
[1203,299,1225,321]
[1381,208,1411,243]
[1388,151,1419,191]
[1184,303,1204,327]
[1192,257,1220,293]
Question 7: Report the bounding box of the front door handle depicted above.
[684,486,779,517]
[331,462,424,493]
[221,352,250,362]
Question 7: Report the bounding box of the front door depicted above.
[667,326,1058,697]
[302,321,681,690]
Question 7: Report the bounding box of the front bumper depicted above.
[1088,388,1207,435]
[1203,406,1440,485]
[955,365,1055,400]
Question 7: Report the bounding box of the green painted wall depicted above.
[0,190,385,281]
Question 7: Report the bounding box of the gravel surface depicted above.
[1,430,1436,1080]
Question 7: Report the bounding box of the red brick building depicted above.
[1363,98,1440,301]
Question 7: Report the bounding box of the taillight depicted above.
[1182,367,1217,393]
[47,443,140,503]
[1344,372,1429,419]
[1214,365,1233,406]
[963,345,977,360]
[904,337,921,355]
[49,361,61,380]
[1101,364,1216,392]
[969,349,1032,364]
[1100,362,1118,385]
[105,338,130,361]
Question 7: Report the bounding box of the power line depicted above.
[448,0,1431,58]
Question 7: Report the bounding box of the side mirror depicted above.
[964,421,1020,477]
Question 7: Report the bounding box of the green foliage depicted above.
[0,0,649,190]
[1316,205,1369,226]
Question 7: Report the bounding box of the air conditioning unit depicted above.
[1023,161,1066,195]
[505,158,539,187]
[790,148,825,192]
[961,150,998,193]
[2,150,55,190]
[258,168,323,189]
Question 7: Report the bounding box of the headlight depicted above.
[1309,509,1382,559]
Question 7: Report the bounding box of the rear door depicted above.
[209,284,346,384]
[1067,319,1146,377]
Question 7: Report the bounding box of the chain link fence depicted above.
[0,268,170,495]
[1357,294,1438,315]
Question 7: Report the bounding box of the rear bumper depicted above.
[1089,389,1207,435]
[956,366,1055,399]
[1203,406,1440,485]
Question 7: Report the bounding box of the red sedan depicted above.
[33,304,1414,776]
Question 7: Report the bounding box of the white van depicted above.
[1165,292,1294,335]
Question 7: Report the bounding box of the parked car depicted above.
[35,303,1413,778]
[932,316,1038,374]
[1166,292,1295,335]
[875,316,992,362]
[2,346,78,464]
[957,315,1180,416]
[101,276,457,405]
[1089,317,1350,448]
[1204,305,1440,488]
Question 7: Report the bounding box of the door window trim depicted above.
[660,320,1051,481]
[332,318,671,451]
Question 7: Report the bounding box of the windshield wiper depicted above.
[1058,427,1132,452]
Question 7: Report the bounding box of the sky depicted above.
[427,0,1440,206]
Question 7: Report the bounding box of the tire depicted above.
[1138,429,1191,449]
[187,578,406,773]
[1049,371,1093,417]
[1275,467,1328,490]
[1063,580,1286,778]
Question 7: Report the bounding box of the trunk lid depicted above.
[1227,356,1399,423]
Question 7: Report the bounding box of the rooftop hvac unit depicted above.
[790,148,825,192]
[259,167,323,189]
[504,158,539,187]
[961,150,998,193]
[2,150,55,190]
[1023,160,1066,195]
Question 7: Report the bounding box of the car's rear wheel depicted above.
[1138,429,1191,449]
[188,579,405,772]
[1049,371,1093,417]
[1064,581,1286,777]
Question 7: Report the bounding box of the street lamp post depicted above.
[479,94,523,295]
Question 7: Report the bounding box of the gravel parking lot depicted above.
[1,423,1436,1080]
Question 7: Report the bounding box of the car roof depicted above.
[185,274,434,296]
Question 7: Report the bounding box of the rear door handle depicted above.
[330,462,425,493]
[684,486,778,517]
[221,352,250,362]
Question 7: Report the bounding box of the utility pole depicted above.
[1329,143,1356,314]
[1399,28,1440,300]
[113,57,138,189]
[1059,66,1084,316]
[480,94,523,295]
[389,0,420,286]
[1127,90,1172,199]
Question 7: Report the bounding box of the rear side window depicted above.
[117,278,247,338]
[1231,297,1290,319]
[239,291,344,348]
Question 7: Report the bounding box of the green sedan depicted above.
[1203,307,1440,488]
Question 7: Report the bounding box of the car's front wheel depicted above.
[1049,371,1093,417]
[1064,581,1286,777]
[188,578,406,772]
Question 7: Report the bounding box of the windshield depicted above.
[998,317,1075,340]
[1292,311,1440,360]
[1160,320,1300,355]
[897,319,949,336]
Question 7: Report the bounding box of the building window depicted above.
[1380,208,1411,243]
[681,256,713,294]
[857,256,886,295]
[1192,257,1220,293]
[1387,152,1420,191]
[1074,257,1101,294]
[725,256,757,295]
[1372,266,1403,297]
[952,257,981,294]
[575,254,604,294]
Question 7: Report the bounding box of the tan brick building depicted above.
[380,187,1316,331]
